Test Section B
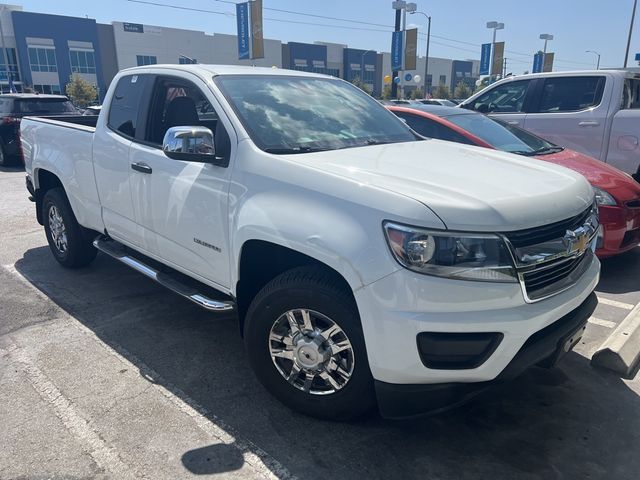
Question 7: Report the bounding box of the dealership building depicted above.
[0,3,478,99]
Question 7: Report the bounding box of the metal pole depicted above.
[491,27,496,81]
[391,9,401,98]
[597,54,601,70]
[400,7,407,99]
[624,0,637,67]
[425,16,431,97]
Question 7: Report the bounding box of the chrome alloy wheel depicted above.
[269,309,355,395]
[48,205,68,254]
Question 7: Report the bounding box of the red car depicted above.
[389,104,640,258]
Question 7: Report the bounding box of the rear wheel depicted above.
[43,188,97,268]
[244,266,376,420]
[0,139,14,167]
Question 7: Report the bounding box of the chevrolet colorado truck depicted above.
[21,65,600,420]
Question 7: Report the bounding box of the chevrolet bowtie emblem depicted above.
[563,228,589,255]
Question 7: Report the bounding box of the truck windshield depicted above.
[15,98,77,114]
[215,75,417,153]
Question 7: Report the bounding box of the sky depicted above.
[14,0,640,73]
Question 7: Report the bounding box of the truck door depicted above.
[465,78,533,127]
[93,73,152,247]
[605,77,640,174]
[128,73,234,291]
[523,75,609,160]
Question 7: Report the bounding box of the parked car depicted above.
[82,105,102,116]
[459,70,640,178]
[417,98,457,106]
[21,65,599,420]
[0,93,78,166]
[389,104,640,258]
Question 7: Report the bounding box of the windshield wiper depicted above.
[264,146,327,154]
[510,146,564,157]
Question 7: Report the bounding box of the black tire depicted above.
[0,138,14,167]
[42,187,97,268]
[244,266,376,421]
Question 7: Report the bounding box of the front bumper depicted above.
[374,292,597,419]
[597,204,640,258]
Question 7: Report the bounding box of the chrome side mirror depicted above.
[163,126,216,163]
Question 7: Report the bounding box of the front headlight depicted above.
[593,186,617,206]
[383,222,517,282]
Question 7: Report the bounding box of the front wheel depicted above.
[43,187,97,268]
[244,266,376,421]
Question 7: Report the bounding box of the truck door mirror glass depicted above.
[162,126,220,164]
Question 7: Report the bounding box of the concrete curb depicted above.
[591,301,640,378]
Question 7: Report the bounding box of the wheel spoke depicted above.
[318,324,340,341]
[330,339,351,355]
[300,309,313,332]
[335,365,351,383]
[272,348,294,360]
[286,311,301,334]
[302,372,315,392]
[269,332,293,346]
[287,363,301,383]
[319,371,340,390]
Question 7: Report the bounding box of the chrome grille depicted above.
[521,251,593,301]
[503,206,592,248]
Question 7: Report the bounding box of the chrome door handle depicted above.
[578,121,599,127]
[131,162,152,174]
[506,120,520,125]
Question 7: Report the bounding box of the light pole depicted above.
[486,21,504,81]
[391,1,405,98]
[410,10,431,97]
[624,0,637,67]
[586,50,601,69]
[360,49,375,92]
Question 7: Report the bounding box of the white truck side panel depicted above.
[21,118,104,232]
[606,108,640,174]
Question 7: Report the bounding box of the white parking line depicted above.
[588,317,617,329]
[596,296,635,310]
[2,264,295,480]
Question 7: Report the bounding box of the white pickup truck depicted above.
[22,65,600,420]
[461,70,640,177]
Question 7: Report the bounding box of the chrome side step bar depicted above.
[93,235,235,312]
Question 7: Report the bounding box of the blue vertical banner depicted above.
[532,52,544,73]
[479,43,491,75]
[391,30,404,71]
[236,2,250,60]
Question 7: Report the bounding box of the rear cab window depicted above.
[14,98,77,114]
[535,76,605,113]
[107,74,151,139]
[622,77,640,109]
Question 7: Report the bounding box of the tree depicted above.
[453,81,472,99]
[350,76,371,95]
[65,74,98,108]
[410,88,424,99]
[432,84,450,99]
[381,84,392,100]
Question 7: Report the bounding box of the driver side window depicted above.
[473,80,531,114]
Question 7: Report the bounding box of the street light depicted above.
[486,21,504,80]
[410,10,431,97]
[624,0,637,67]
[586,50,601,70]
[539,33,554,55]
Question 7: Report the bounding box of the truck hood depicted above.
[295,140,594,231]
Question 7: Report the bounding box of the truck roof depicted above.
[0,93,69,100]
[488,69,638,81]
[119,64,333,79]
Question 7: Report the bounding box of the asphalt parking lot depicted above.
[1,165,639,480]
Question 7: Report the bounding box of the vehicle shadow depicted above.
[0,164,24,173]
[13,246,640,480]
[597,246,640,294]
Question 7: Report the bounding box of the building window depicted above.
[28,47,57,73]
[179,57,197,64]
[0,48,20,83]
[32,84,61,94]
[70,50,96,74]
[136,55,157,66]
[439,75,447,85]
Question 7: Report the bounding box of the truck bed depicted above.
[23,114,98,131]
